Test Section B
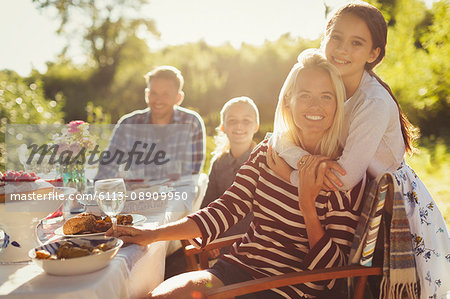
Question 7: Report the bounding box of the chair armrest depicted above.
[184,235,242,256]
[206,264,382,299]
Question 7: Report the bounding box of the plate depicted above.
[29,236,123,276]
[54,227,105,237]
[55,214,147,237]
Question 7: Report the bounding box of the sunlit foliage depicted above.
[1,1,447,208]
[0,70,64,169]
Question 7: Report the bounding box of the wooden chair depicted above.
[184,173,395,299]
[183,235,241,271]
[180,173,211,270]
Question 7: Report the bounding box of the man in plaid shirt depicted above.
[95,66,206,181]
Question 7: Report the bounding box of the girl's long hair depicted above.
[325,2,418,153]
[274,49,345,159]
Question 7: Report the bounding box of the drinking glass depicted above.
[94,178,126,232]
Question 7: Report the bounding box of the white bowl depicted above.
[28,236,123,276]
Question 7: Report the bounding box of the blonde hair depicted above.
[213,96,260,158]
[273,49,345,159]
[144,65,184,92]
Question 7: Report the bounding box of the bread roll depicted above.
[62,214,96,235]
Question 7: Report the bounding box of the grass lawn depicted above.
[406,139,450,228]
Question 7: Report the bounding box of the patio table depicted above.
[0,174,207,299]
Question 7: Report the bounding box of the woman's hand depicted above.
[297,155,329,211]
[318,160,346,191]
[267,145,294,182]
[106,218,201,247]
[106,225,153,246]
[297,155,331,248]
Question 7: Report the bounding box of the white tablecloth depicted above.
[0,216,166,299]
[0,174,208,299]
[0,257,131,299]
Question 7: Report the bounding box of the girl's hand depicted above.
[318,160,346,191]
[267,145,294,182]
[297,155,328,211]
[106,225,153,246]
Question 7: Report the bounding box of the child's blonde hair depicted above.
[213,96,260,158]
[273,49,345,159]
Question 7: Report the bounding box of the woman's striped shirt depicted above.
[188,140,365,298]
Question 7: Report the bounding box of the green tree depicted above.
[374,0,449,138]
[0,70,64,169]
[32,0,158,121]
[415,1,450,137]
[32,58,93,122]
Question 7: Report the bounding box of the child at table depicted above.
[269,3,450,298]
[201,96,259,257]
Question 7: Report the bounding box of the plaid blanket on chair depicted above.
[380,178,419,298]
[349,172,419,299]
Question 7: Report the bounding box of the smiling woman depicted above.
[270,3,450,298]
[289,67,337,153]
[275,49,345,160]
[105,50,366,299]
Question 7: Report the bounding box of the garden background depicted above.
[1,0,448,224]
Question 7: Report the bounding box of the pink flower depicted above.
[67,120,85,133]
[53,121,96,156]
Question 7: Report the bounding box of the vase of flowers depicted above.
[60,162,86,192]
[53,120,96,193]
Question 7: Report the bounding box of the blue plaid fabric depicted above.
[95,106,205,180]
